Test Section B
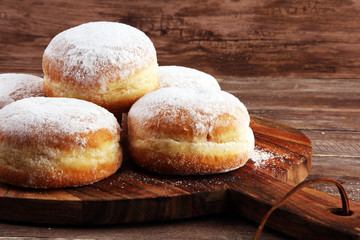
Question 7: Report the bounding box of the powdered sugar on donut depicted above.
[0,97,119,146]
[129,87,249,136]
[158,66,221,90]
[43,21,157,89]
[0,73,45,108]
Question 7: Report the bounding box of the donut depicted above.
[158,65,221,90]
[0,73,45,109]
[127,87,254,175]
[42,21,159,114]
[120,66,221,144]
[0,97,122,188]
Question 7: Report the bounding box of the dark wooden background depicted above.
[2,0,360,79]
[1,0,360,239]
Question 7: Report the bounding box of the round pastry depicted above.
[0,73,45,109]
[0,97,122,188]
[42,21,159,114]
[120,65,221,144]
[158,65,221,90]
[127,87,254,175]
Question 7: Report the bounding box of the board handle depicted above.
[228,175,360,239]
[254,177,351,239]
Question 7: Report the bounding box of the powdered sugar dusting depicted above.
[0,97,119,146]
[0,73,45,108]
[250,146,288,168]
[43,21,157,89]
[158,66,221,90]
[129,87,249,136]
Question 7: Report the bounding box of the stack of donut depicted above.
[0,21,254,188]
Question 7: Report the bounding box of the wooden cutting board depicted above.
[0,115,359,239]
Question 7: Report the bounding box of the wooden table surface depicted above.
[1,0,360,239]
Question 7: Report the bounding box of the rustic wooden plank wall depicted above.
[1,0,360,78]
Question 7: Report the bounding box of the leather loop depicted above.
[253,177,351,240]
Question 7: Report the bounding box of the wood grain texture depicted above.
[230,177,360,240]
[229,169,360,240]
[2,0,360,78]
[0,213,291,240]
[0,116,311,225]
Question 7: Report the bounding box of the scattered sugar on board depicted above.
[113,168,225,193]
[169,178,224,188]
[43,21,156,88]
[116,169,163,186]
[347,182,360,201]
[249,146,288,168]
[309,181,360,202]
